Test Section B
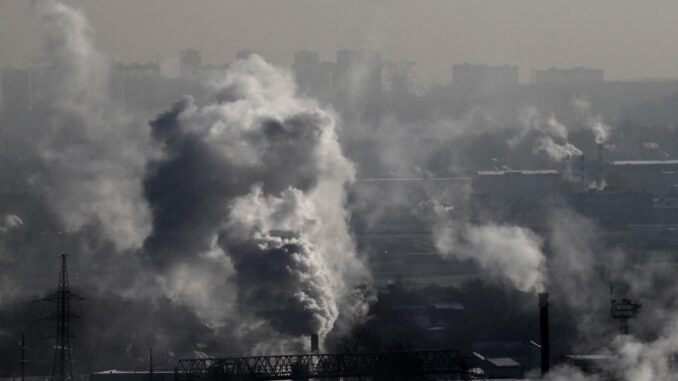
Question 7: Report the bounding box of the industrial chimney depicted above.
[597,143,604,186]
[311,333,319,353]
[580,154,586,181]
[538,293,550,376]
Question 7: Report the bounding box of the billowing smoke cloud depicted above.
[534,137,583,162]
[0,214,22,233]
[516,106,583,162]
[224,187,339,336]
[433,206,546,293]
[0,0,372,359]
[573,98,611,144]
[31,0,151,251]
[144,55,370,343]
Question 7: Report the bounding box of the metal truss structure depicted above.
[611,298,641,335]
[175,350,481,381]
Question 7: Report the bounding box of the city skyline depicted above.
[3,0,678,84]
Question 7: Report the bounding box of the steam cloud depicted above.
[573,98,611,144]
[144,56,369,341]
[3,0,678,376]
[32,0,151,251]
[433,206,546,293]
[518,106,583,162]
[0,0,371,356]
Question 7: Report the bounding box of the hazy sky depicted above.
[2,0,678,83]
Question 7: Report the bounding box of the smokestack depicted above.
[539,293,550,376]
[311,333,319,353]
[580,154,586,181]
[597,143,604,186]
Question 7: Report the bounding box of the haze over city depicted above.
[2,1,678,381]
[4,1,678,82]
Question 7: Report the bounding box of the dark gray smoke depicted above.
[0,0,371,360]
[144,55,370,347]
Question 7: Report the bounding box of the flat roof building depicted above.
[532,67,604,84]
[452,63,519,96]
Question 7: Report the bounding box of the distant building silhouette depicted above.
[452,63,518,96]
[292,50,334,100]
[1,68,31,115]
[236,49,254,60]
[109,62,160,108]
[180,49,202,78]
[334,49,382,100]
[333,49,382,125]
[532,67,604,84]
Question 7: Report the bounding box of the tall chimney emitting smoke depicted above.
[311,334,319,353]
[539,292,550,376]
[597,143,604,186]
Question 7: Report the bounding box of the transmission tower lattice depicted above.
[49,254,74,381]
[610,286,641,335]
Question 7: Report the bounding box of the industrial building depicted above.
[608,159,678,196]
[473,170,563,206]
[571,189,654,228]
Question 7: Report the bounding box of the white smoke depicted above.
[32,0,152,251]
[573,98,611,144]
[145,55,370,347]
[534,137,584,162]
[542,208,678,380]
[517,106,583,162]
[0,214,23,233]
[5,0,371,352]
[433,208,546,293]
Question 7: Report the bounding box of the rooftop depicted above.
[612,160,678,166]
[487,358,521,367]
[430,302,465,311]
[477,170,559,176]
[92,370,174,375]
[357,177,471,182]
[565,354,616,361]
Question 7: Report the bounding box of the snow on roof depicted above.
[487,358,521,367]
[477,170,559,176]
[612,160,678,166]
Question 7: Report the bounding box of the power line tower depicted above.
[47,254,74,381]
[610,287,641,335]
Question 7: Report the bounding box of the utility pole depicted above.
[149,347,153,381]
[21,334,25,381]
[50,254,74,381]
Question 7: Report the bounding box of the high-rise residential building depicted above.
[293,50,320,94]
[532,67,604,84]
[334,49,382,100]
[180,49,202,78]
[452,63,519,96]
[1,68,31,115]
[109,62,161,108]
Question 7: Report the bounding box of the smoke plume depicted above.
[516,106,583,162]
[32,0,152,251]
[433,207,546,293]
[144,55,370,344]
[573,98,611,144]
